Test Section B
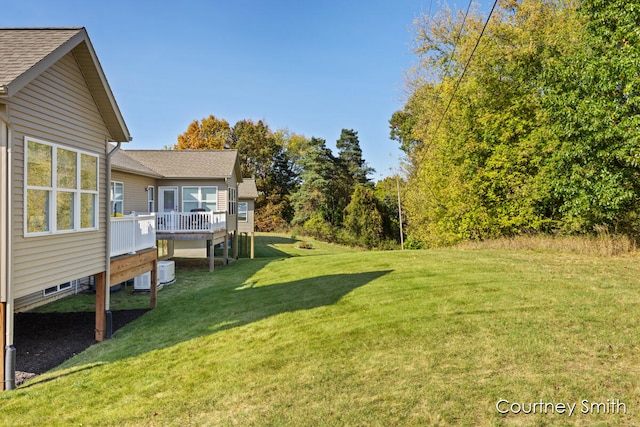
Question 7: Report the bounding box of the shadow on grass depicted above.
[184,234,296,267]
[21,233,382,383]
[251,234,299,258]
[107,266,392,362]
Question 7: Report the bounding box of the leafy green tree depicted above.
[230,119,278,181]
[343,185,385,248]
[374,176,404,243]
[542,0,640,233]
[399,0,580,246]
[389,108,420,155]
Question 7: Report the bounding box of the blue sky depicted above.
[3,1,473,179]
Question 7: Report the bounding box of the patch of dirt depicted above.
[13,309,148,385]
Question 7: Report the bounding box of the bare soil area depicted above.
[13,309,148,385]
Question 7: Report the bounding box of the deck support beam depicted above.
[223,233,229,264]
[251,232,255,259]
[149,259,158,309]
[233,230,238,259]
[1,302,5,390]
[94,271,107,342]
[208,239,214,272]
[110,248,158,309]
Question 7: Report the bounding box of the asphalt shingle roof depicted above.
[0,27,130,142]
[111,150,162,177]
[238,178,258,199]
[117,150,240,179]
[0,28,82,87]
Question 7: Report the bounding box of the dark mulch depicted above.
[13,309,148,385]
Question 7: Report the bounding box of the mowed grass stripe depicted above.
[2,234,639,426]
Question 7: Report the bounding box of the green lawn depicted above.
[2,233,640,426]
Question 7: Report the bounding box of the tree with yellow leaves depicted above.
[175,115,231,150]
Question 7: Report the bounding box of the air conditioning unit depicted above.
[133,272,152,291]
[158,261,176,285]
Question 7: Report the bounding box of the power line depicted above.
[447,0,474,77]
[428,0,499,145]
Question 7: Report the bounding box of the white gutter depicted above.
[1,115,15,389]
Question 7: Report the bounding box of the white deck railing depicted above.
[156,211,226,233]
[110,214,157,257]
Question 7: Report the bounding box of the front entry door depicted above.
[159,187,178,212]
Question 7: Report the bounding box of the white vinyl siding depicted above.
[10,51,109,301]
[111,170,157,214]
[238,199,255,233]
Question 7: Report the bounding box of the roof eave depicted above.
[73,31,131,143]
[162,176,231,180]
[111,165,162,178]
[2,28,131,143]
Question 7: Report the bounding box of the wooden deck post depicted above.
[223,233,229,264]
[150,259,158,309]
[94,271,107,342]
[250,232,255,259]
[233,230,238,259]
[1,302,5,390]
[208,239,214,272]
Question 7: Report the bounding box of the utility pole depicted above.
[396,176,404,250]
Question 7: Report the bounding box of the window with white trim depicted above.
[43,281,73,296]
[228,187,237,215]
[110,181,124,216]
[182,186,217,212]
[147,186,155,213]
[25,137,99,235]
[238,202,248,222]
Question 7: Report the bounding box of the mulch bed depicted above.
[13,309,148,385]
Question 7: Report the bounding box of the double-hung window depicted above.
[110,181,124,216]
[147,186,155,213]
[182,186,217,212]
[25,137,99,235]
[228,188,237,215]
[238,202,248,222]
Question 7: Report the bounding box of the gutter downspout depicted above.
[1,117,15,390]
[104,141,121,339]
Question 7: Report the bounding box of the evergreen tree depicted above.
[336,129,374,185]
[290,137,337,226]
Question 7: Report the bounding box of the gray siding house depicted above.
[111,149,245,269]
[0,28,149,390]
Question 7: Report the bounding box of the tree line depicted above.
[390,0,640,246]
[174,117,403,248]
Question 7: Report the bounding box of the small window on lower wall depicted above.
[238,202,248,222]
[43,282,73,296]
